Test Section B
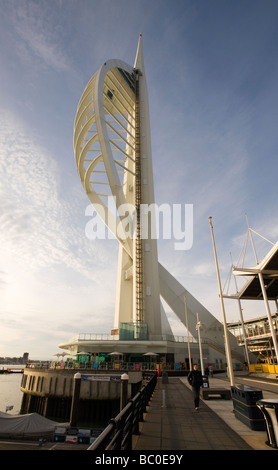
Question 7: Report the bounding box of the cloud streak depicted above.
[9,0,72,73]
[0,109,119,357]
[0,110,98,278]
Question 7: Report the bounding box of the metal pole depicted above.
[229,252,250,365]
[70,372,81,427]
[236,297,250,366]
[196,313,204,375]
[258,272,278,363]
[231,261,250,366]
[209,217,235,386]
[184,296,192,371]
[245,215,259,265]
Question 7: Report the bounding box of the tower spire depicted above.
[134,33,144,73]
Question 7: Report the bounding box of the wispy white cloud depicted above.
[0,110,98,277]
[8,0,72,73]
[0,110,119,356]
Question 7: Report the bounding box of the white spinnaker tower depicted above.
[73,35,244,361]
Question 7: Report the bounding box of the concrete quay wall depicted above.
[20,368,143,422]
[21,368,142,399]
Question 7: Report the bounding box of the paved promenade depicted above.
[133,375,277,451]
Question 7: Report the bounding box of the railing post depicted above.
[120,373,129,410]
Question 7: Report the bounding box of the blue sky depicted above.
[1,0,278,359]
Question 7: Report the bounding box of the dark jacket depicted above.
[188,369,203,388]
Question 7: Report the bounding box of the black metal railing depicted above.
[87,372,157,450]
[26,361,159,371]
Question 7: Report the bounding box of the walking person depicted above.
[208,365,213,378]
[188,364,203,410]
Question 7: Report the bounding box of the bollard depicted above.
[70,372,81,427]
[120,373,129,410]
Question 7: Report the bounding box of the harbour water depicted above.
[0,368,23,415]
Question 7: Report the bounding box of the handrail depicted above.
[67,332,197,343]
[87,372,157,450]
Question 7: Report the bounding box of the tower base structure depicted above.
[59,333,245,372]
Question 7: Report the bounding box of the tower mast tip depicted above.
[134,33,144,70]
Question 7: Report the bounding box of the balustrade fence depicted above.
[87,372,157,451]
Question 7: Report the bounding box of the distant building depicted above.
[22,352,29,363]
[0,352,29,364]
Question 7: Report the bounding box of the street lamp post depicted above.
[184,296,192,371]
[196,313,204,376]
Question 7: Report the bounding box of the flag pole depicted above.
[209,217,235,386]
[184,296,192,371]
